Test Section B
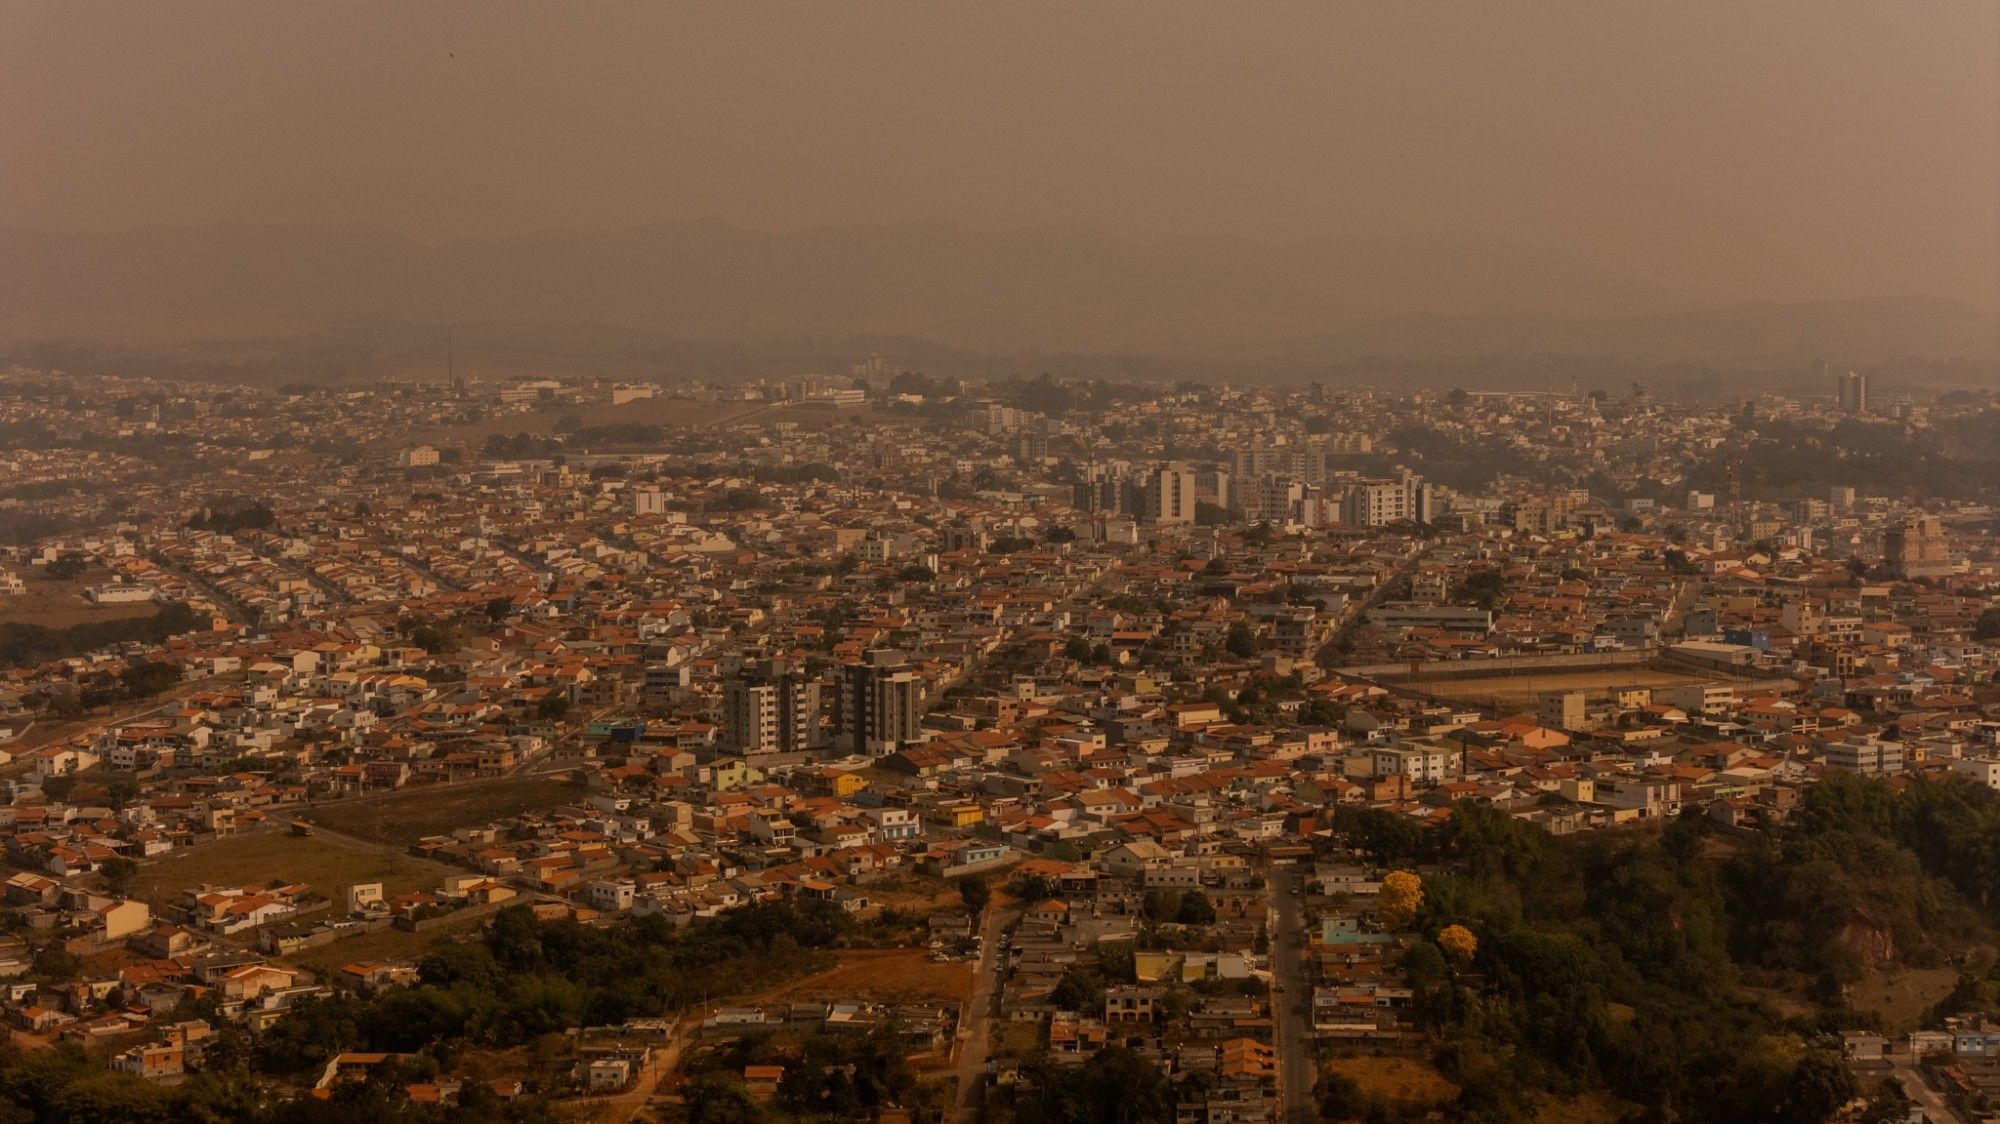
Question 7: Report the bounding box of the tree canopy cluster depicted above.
[680,1023,944,1123]
[1318,778,2000,1122]
[0,1040,562,1124]
[185,503,278,535]
[254,901,855,1078]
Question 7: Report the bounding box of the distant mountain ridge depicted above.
[0,221,1989,365]
[0,220,1680,350]
[1270,296,2000,366]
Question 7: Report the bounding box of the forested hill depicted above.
[1330,775,2000,1122]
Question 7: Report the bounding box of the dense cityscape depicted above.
[6,3,1999,1122]
[0,360,1994,1122]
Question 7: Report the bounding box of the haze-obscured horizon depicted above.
[2,1,1996,363]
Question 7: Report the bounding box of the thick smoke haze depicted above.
[2,1,1996,312]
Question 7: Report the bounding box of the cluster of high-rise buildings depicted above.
[721,649,925,758]
[1073,451,1436,530]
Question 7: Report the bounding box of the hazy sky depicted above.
[3,1,1996,306]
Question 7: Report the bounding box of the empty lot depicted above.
[751,948,974,1006]
[303,775,581,847]
[1413,667,1783,711]
[127,828,443,910]
[0,570,159,630]
[283,907,493,975]
[1322,1055,1461,1108]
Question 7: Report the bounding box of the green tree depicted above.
[1017,1046,1172,1124]
[1051,964,1104,1013]
[417,941,504,991]
[683,1073,763,1124]
[1777,1053,1859,1124]
[1976,607,2000,641]
[1011,873,1057,903]
[1297,699,1344,727]
[1175,890,1216,925]
[99,857,138,895]
[1454,568,1507,611]
[119,660,182,698]
[1224,621,1258,658]
[957,875,991,918]
[252,994,364,1074]
[32,947,82,982]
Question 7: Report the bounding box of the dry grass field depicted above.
[1846,966,1962,1034]
[1322,1054,1461,1108]
[127,828,442,910]
[1415,667,1784,711]
[303,775,581,847]
[863,871,970,916]
[284,907,493,976]
[752,948,974,1006]
[0,570,159,629]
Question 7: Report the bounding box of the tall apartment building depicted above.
[1837,370,1869,415]
[1075,461,1136,516]
[1194,469,1233,510]
[723,658,820,755]
[1340,473,1425,526]
[1257,478,1306,524]
[1537,689,1589,733]
[1884,514,1952,579]
[839,649,925,756]
[630,489,670,517]
[1230,435,1376,488]
[1506,490,1586,534]
[1142,463,1197,524]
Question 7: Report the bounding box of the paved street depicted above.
[952,904,1015,1123]
[1885,1049,1963,1123]
[1270,865,1316,1124]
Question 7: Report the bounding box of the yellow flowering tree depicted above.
[1437,923,1477,964]
[1378,870,1423,930]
